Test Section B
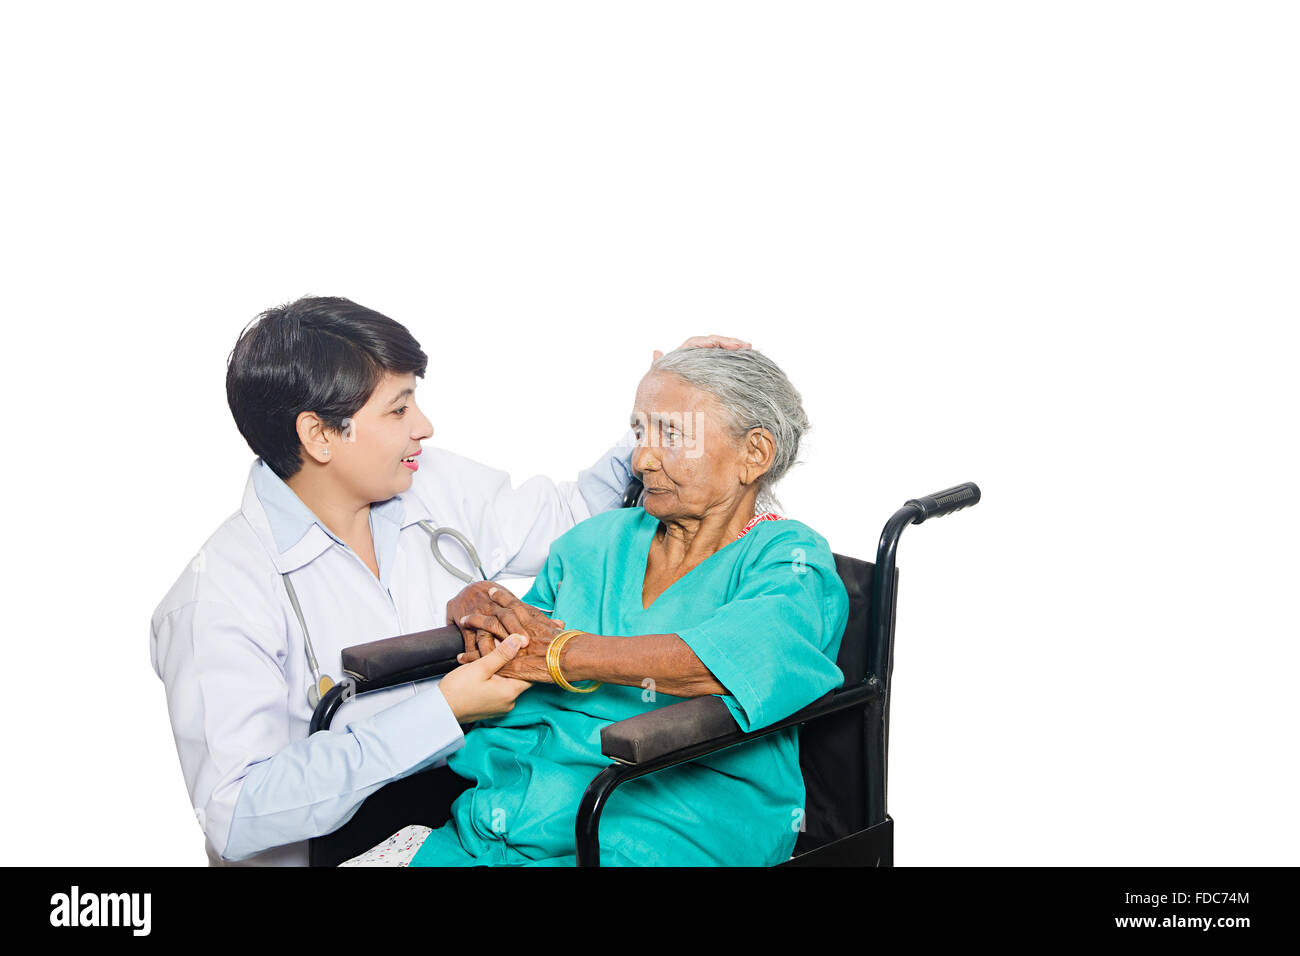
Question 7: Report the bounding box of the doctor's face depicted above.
[328,371,433,503]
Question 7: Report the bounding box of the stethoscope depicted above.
[282,521,489,708]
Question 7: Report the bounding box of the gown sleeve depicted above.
[674,522,849,733]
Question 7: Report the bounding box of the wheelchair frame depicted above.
[308,481,979,866]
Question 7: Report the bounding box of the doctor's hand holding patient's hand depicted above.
[437,635,534,723]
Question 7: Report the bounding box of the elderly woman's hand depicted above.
[449,582,564,662]
[494,627,556,683]
[455,592,561,683]
[456,588,562,682]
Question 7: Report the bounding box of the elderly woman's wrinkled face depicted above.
[631,371,753,521]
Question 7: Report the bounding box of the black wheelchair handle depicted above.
[904,482,980,523]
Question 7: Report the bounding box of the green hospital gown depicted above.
[409,507,849,867]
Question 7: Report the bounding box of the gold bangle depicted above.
[546,629,602,693]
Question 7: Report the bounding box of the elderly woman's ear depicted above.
[739,427,777,487]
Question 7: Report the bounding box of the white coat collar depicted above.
[241,459,434,575]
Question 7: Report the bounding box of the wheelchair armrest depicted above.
[598,689,855,766]
[581,687,864,864]
[312,625,466,734]
[600,696,741,764]
[341,625,465,684]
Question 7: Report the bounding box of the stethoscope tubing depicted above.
[417,521,488,585]
[282,520,489,707]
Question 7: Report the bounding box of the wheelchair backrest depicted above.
[794,552,879,854]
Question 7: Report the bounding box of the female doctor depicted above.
[150,295,746,866]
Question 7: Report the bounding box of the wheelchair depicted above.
[307,479,980,867]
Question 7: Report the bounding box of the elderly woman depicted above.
[396,347,849,866]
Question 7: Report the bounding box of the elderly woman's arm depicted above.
[560,633,725,696]
[454,582,728,697]
[452,590,722,697]
[454,589,725,696]
[518,630,727,697]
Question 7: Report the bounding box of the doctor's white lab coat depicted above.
[150,443,630,866]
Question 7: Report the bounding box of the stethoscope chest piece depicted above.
[307,674,335,709]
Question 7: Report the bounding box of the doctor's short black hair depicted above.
[226,296,428,479]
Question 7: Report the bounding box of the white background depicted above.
[1,2,1295,866]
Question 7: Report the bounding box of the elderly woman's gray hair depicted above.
[651,347,809,511]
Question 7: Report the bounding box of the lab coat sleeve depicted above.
[152,600,464,863]
[574,430,637,517]
[224,683,463,861]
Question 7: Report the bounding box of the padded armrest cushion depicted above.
[341,625,465,682]
[600,696,740,764]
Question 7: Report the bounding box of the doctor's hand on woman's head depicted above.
[438,634,534,723]
[651,334,753,365]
